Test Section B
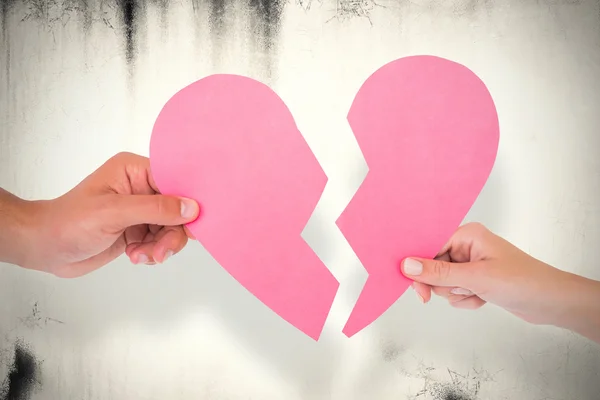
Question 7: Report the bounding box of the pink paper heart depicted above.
[149,75,340,340]
[149,55,499,340]
[338,55,499,337]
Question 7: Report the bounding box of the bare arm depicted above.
[0,188,38,268]
[559,274,600,343]
[402,223,600,344]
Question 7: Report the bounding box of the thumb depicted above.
[401,257,478,288]
[108,194,200,228]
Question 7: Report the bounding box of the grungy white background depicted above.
[1,0,600,399]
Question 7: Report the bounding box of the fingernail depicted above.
[137,254,148,264]
[180,198,199,219]
[163,250,173,263]
[416,291,426,304]
[403,258,423,276]
[451,288,472,296]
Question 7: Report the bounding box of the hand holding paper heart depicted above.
[149,55,499,339]
[400,222,600,344]
[0,153,200,278]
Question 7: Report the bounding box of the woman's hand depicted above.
[401,223,600,343]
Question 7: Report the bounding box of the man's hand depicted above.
[2,152,199,278]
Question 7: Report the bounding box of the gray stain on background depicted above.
[248,0,284,79]
[81,0,93,32]
[0,0,388,79]
[0,0,16,35]
[151,0,169,30]
[400,360,500,400]
[1,0,15,133]
[1,0,16,111]
[118,0,139,66]
[206,0,285,78]
[0,340,41,400]
[432,384,476,400]
[208,0,227,66]
[249,0,284,51]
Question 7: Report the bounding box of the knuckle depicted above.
[114,151,135,161]
[107,152,141,169]
[432,260,451,280]
[464,222,487,236]
[154,195,177,217]
[154,196,168,215]
[106,152,130,166]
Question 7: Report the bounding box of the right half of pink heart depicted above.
[337,55,500,337]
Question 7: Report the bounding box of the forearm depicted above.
[0,188,36,267]
[558,273,600,343]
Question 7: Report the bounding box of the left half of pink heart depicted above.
[149,74,339,340]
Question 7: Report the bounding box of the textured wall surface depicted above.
[1,0,600,399]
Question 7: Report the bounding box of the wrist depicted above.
[553,272,600,342]
[0,189,42,268]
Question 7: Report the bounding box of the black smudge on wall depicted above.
[0,340,41,400]
[119,0,139,66]
[248,0,284,80]
[249,0,283,51]
[3,0,285,78]
[208,0,226,33]
[152,0,170,31]
[428,381,478,400]
[1,0,16,56]
[0,0,16,29]
[208,0,227,66]
[381,342,403,363]
[81,0,93,33]
[207,0,284,79]
[437,386,475,400]
[1,0,15,121]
